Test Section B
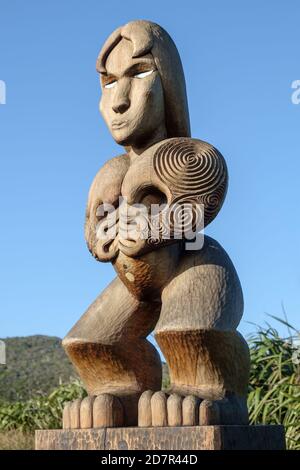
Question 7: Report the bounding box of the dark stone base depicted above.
[35,425,286,450]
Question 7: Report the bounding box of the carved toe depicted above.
[62,401,71,429]
[182,395,201,425]
[80,396,94,429]
[138,390,154,427]
[167,394,182,426]
[70,398,81,429]
[93,393,124,428]
[199,399,221,425]
[151,391,168,426]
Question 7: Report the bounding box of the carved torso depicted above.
[85,137,228,299]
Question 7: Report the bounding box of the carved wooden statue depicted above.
[62,20,250,430]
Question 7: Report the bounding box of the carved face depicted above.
[99,39,166,148]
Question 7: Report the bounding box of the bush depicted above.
[247,323,300,449]
[0,380,86,432]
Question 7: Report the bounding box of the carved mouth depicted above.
[118,238,137,248]
[112,121,128,130]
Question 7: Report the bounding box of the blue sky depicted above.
[0,0,299,344]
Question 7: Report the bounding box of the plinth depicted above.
[35,425,285,450]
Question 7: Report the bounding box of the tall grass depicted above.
[0,430,34,450]
[247,319,300,449]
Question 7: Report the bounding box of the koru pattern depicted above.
[147,138,228,245]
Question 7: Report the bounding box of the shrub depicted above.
[0,380,86,432]
[247,322,300,449]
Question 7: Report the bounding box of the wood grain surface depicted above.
[36,425,285,450]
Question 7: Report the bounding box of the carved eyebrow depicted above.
[124,62,156,77]
[100,73,117,87]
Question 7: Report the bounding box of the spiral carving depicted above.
[153,138,228,227]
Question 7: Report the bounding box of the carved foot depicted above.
[138,391,199,426]
[62,394,124,429]
[138,391,248,426]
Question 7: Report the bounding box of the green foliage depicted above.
[0,381,86,432]
[247,324,300,450]
[0,335,77,402]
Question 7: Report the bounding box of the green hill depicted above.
[0,335,170,403]
[0,336,77,402]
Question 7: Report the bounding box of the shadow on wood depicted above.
[36,425,285,450]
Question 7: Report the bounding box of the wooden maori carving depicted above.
[62,20,250,429]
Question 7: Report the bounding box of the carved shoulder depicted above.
[85,153,130,262]
[87,153,130,210]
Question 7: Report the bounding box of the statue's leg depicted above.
[62,276,162,427]
[138,236,250,426]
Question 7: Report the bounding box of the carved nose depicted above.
[112,98,130,114]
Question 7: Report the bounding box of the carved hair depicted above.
[97,20,191,138]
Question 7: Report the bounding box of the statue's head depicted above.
[97,20,191,150]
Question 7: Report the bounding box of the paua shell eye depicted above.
[134,70,154,79]
[104,80,117,89]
